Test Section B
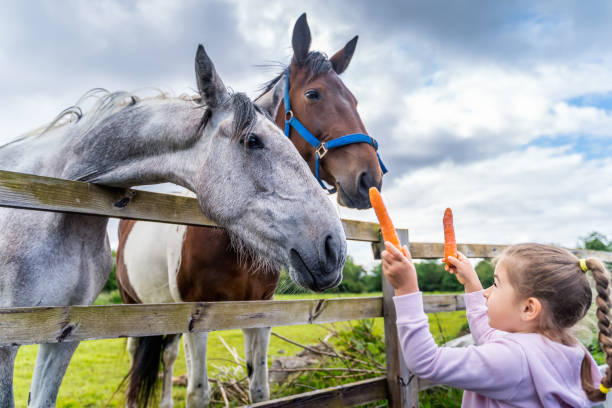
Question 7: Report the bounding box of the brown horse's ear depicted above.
[292,13,311,63]
[195,44,229,109]
[330,36,358,75]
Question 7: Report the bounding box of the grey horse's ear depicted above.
[195,44,229,109]
[330,36,358,75]
[255,76,285,118]
[292,13,311,63]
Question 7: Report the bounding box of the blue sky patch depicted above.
[566,92,612,112]
[527,134,612,160]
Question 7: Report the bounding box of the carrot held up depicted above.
[443,207,465,284]
[368,187,408,256]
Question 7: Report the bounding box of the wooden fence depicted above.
[1,169,611,407]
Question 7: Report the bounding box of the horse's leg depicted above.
[160,334,181,408]
[242,327,271,402]
[124,337,138,408]
[126,337,138,365]
[28,341,80,408]
[0,344,19,408]
[183,332,210,407]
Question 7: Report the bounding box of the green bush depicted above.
[475,260,494,288]
[416,261,463,292]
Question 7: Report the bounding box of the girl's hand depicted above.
[382,241,419,296]
[444,251,483,293]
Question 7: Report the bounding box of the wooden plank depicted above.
[0,294,463,345]
[401,242,612,262]
[0,170,217,227]
[244,376,387,408]
[568,248,612,263]
[423,294,466,313]
[341,219,393,242]
[0,170,392,242]
[0,297,383,345]
[6,171,609,261]
[383,229,415,408]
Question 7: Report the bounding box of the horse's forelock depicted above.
[301,51,332,75]
[254,51,333,104]
[226,92,257,142]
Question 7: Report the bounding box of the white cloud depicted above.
[397,63,612,149]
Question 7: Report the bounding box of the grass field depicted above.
[13,292,467,407]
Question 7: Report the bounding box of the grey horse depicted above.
[0,45,346,407]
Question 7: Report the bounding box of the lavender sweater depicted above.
[393,290,602,407]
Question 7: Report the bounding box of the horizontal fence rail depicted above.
[243,377,438,408]
[374,241,612,262]
[4,171,612,262]
[0,295,468,345]
[0,170,384,242]
[245,376,388,408]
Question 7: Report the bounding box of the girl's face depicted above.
[482,259,525,332]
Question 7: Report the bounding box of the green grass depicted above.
[13,292,467,407]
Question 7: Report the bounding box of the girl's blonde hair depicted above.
[498,243,611,402]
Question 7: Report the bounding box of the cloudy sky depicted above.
[1,1,612,269]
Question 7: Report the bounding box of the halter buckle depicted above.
[285,110,294,122]
[316,143,328,159]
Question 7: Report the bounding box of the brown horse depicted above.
[116,13,385,408]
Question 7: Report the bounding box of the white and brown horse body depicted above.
[0,44,346,408]
[117,14,384,407]
[117,218,280,407]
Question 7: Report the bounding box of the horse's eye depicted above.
[244,134,264,150]
[305,89,321,100]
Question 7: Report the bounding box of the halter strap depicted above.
[283,71,388,193]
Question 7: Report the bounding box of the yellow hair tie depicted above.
[600,383,610,394]
[579,259,589,273]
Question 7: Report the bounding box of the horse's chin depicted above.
[288,251,342,293]
[226,229,285,272]
[336,184,372,210]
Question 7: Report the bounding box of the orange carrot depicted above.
[443,208,464,284]
[369,187,407,255]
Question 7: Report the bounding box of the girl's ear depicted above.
[521,297,542,322]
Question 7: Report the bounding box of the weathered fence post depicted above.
[381,229,417,408]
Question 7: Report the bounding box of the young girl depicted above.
[381,242,610,407]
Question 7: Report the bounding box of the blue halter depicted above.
[283,72,388,193]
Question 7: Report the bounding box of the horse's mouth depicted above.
[289,249,342,292]
[289,248,316,289]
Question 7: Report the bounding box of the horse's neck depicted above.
[0,99,204,189]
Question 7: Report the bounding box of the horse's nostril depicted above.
[325,235,335,263]
[359,171,372,194]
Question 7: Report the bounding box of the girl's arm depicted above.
[394,292,526,401]
[382,244,504,344]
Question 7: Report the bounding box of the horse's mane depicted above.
[0,89,197,150]
[0,88,259,149]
